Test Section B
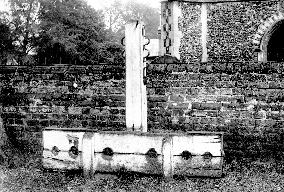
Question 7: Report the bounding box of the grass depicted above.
[0,158,284,192]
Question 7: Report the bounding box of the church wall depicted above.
[179,0,280,62]
[179,3,202,62]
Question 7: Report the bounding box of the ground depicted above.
[0,158,284,192]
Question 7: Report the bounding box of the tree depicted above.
[124,1,160,39]
[0,0,124,65]
[0,23,14,65]
[7,0,40,64]
[103,1,160,42]
[36,0,121,65]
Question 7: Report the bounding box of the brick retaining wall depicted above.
[147,62,284,161]
[1,63,284,161]
[0,65,126,153]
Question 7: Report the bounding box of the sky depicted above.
[0,0,161,11]
[86,0,161,10]
[0,0,9,11]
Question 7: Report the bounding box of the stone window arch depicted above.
[258,19,284,62]
[253,9,284,62]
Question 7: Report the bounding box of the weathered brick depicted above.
[109,95,125,101]
[70,120,82,128]
[52,106,66,114]
[77,100,94,107]
[6,118,15,125]
[49,120,59,126]
[148,96,168,102]
[26,120,39,127]
[3,106,17,113]
[4,64,284,160]
[82,121,89,127]
[155,88,166,95]
[192,110,207,117]
[168,102,189,110]
[39,114,49,119]
[200,102,221,110]
[15,118,24,125]
[68,106,82,115]
[172,109,184,116]
[40,120,49,127]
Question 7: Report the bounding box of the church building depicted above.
[160,0,284,63]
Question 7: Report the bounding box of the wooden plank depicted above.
[43,130,85,151]
[93,132,164,154]
[87,130,223,136]
[42,151,82,170]
[82,132,94,178]
[125,21,147,132]
[42,130,86,170]
[173,156,223,177]
[43,127,93,132]
[162,136,174,178]
[174,168,223,178]
[42,158,81,170]
[93,154,163,174]
[43,130,224,177]
[171,135,223,156]
[173,156,223,170]
[81,131,224,177]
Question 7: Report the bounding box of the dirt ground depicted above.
[0,158,284,192]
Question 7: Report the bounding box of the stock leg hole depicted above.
[51,146,60,156]
[203,152,213,160]
[69,146,79,158]
[102,147,114,156]
[146,148,158,158]
[181,150,192,160]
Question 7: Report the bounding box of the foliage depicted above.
[103,0,160,42]
[36,0,113,65]
[0,23,14,64]
[0,0,124,65]
[7,0,40,64]
[98,41,124,64]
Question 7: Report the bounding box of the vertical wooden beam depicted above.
[125,21,147,132]
[162,136,173,179]
[82,132,93,178]
[201,3,208,62]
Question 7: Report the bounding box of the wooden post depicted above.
[125,21,147,132]
[162,136,173,179]
[82,132,94,178]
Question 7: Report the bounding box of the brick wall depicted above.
[147,62,284,161]
[0,65,126,154]
[1,63,284,161]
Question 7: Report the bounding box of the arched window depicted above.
[267,20,284,62]
[259,20,284,62]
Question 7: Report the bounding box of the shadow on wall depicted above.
[0,110,28,168]
[0,83,34,167]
